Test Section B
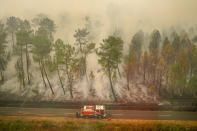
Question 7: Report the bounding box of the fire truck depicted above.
[76,105,106,118]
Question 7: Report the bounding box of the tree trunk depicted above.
[165,69,169,87]
[117,64,121,78]
[0,71,4,82]
[20,46,25,88]
[65,60,73,98]
[41,60,54,95]
[79,43,82,53]
[108,62,117,102]
[143,67,146,84]
[25,42,30,85]
[57,65,65,95]
[84,54,89,83]
[69,76,73,99]
[39,61,47,89]
[127,73,130,91]
[190,67,193,79]
[11,32,14,49]
[158,72,162,98]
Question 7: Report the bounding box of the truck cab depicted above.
[95,105,106,118]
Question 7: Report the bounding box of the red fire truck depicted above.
[76,105,106,118]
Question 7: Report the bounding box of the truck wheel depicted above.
[76,112,79,118]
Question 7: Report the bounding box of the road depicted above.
[0,107,197,121]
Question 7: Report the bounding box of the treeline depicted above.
[0,15,197,102]
[124,29,197,100]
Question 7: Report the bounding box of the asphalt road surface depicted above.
[0,107,197,121]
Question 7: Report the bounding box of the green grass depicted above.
[0,116,196,131]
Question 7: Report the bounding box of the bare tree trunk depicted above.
[79,43,82,53]
[11,32,14,49]
[158,72,162,98]
[41,60,54,95]
[117,64,121,78]
[69,76,73,99]
[190,67,193,79]
[153,70,156,85]
[0,71,4,82]
[84,54,89,84]
[25,42,30,85]
[165,69,169,87]
[20,46,25,88]
[127,74,130,91]
[79,56,85,78]
[66,69,73,98]
[39,61,47,89]
[143,67,146,84]
[108,62,117,102]
[65,61,73,98]
[57,65,65,95]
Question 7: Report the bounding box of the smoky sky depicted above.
[1,0,197,24]
[1,0,197,43]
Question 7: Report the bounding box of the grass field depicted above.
[0,116,197,131]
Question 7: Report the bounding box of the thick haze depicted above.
[1,0,197,34]
[1,0,196,46]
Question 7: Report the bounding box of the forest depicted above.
[0,14,197,103]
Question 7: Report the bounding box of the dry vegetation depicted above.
[0,116,197,131]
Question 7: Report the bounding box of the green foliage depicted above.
[32,26,54,94]
[188,75,197,97]
[97,36,123,74]
[74,27,94,78]
[0,22,7,82]
[180,32,191,49]
[149,29,161,56]
[0,22,7,67]
[6,16,22,33]
[74,28,89,52]
[169,49,189,96]
[161,43,175,65]
[32,15,56,42]
[123,52,137,90]
[130,30,144,60]
[0,24,7,51]
[15,30,32,52]
[64,44,76,66]
[32,28,52,60]
[187,44,197,77]
[74,28,89,46]
[84,42,95,54]
[193,35,197,42]
[54,39,65,65]
[3,15,197,99]
[97,36,123,101]
[162,36,170,48]
[39,18,56,33]
[172,31,181,55]
[31,14,48,27]
[20,20,31,32]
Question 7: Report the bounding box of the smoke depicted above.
[0,0,197,102]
